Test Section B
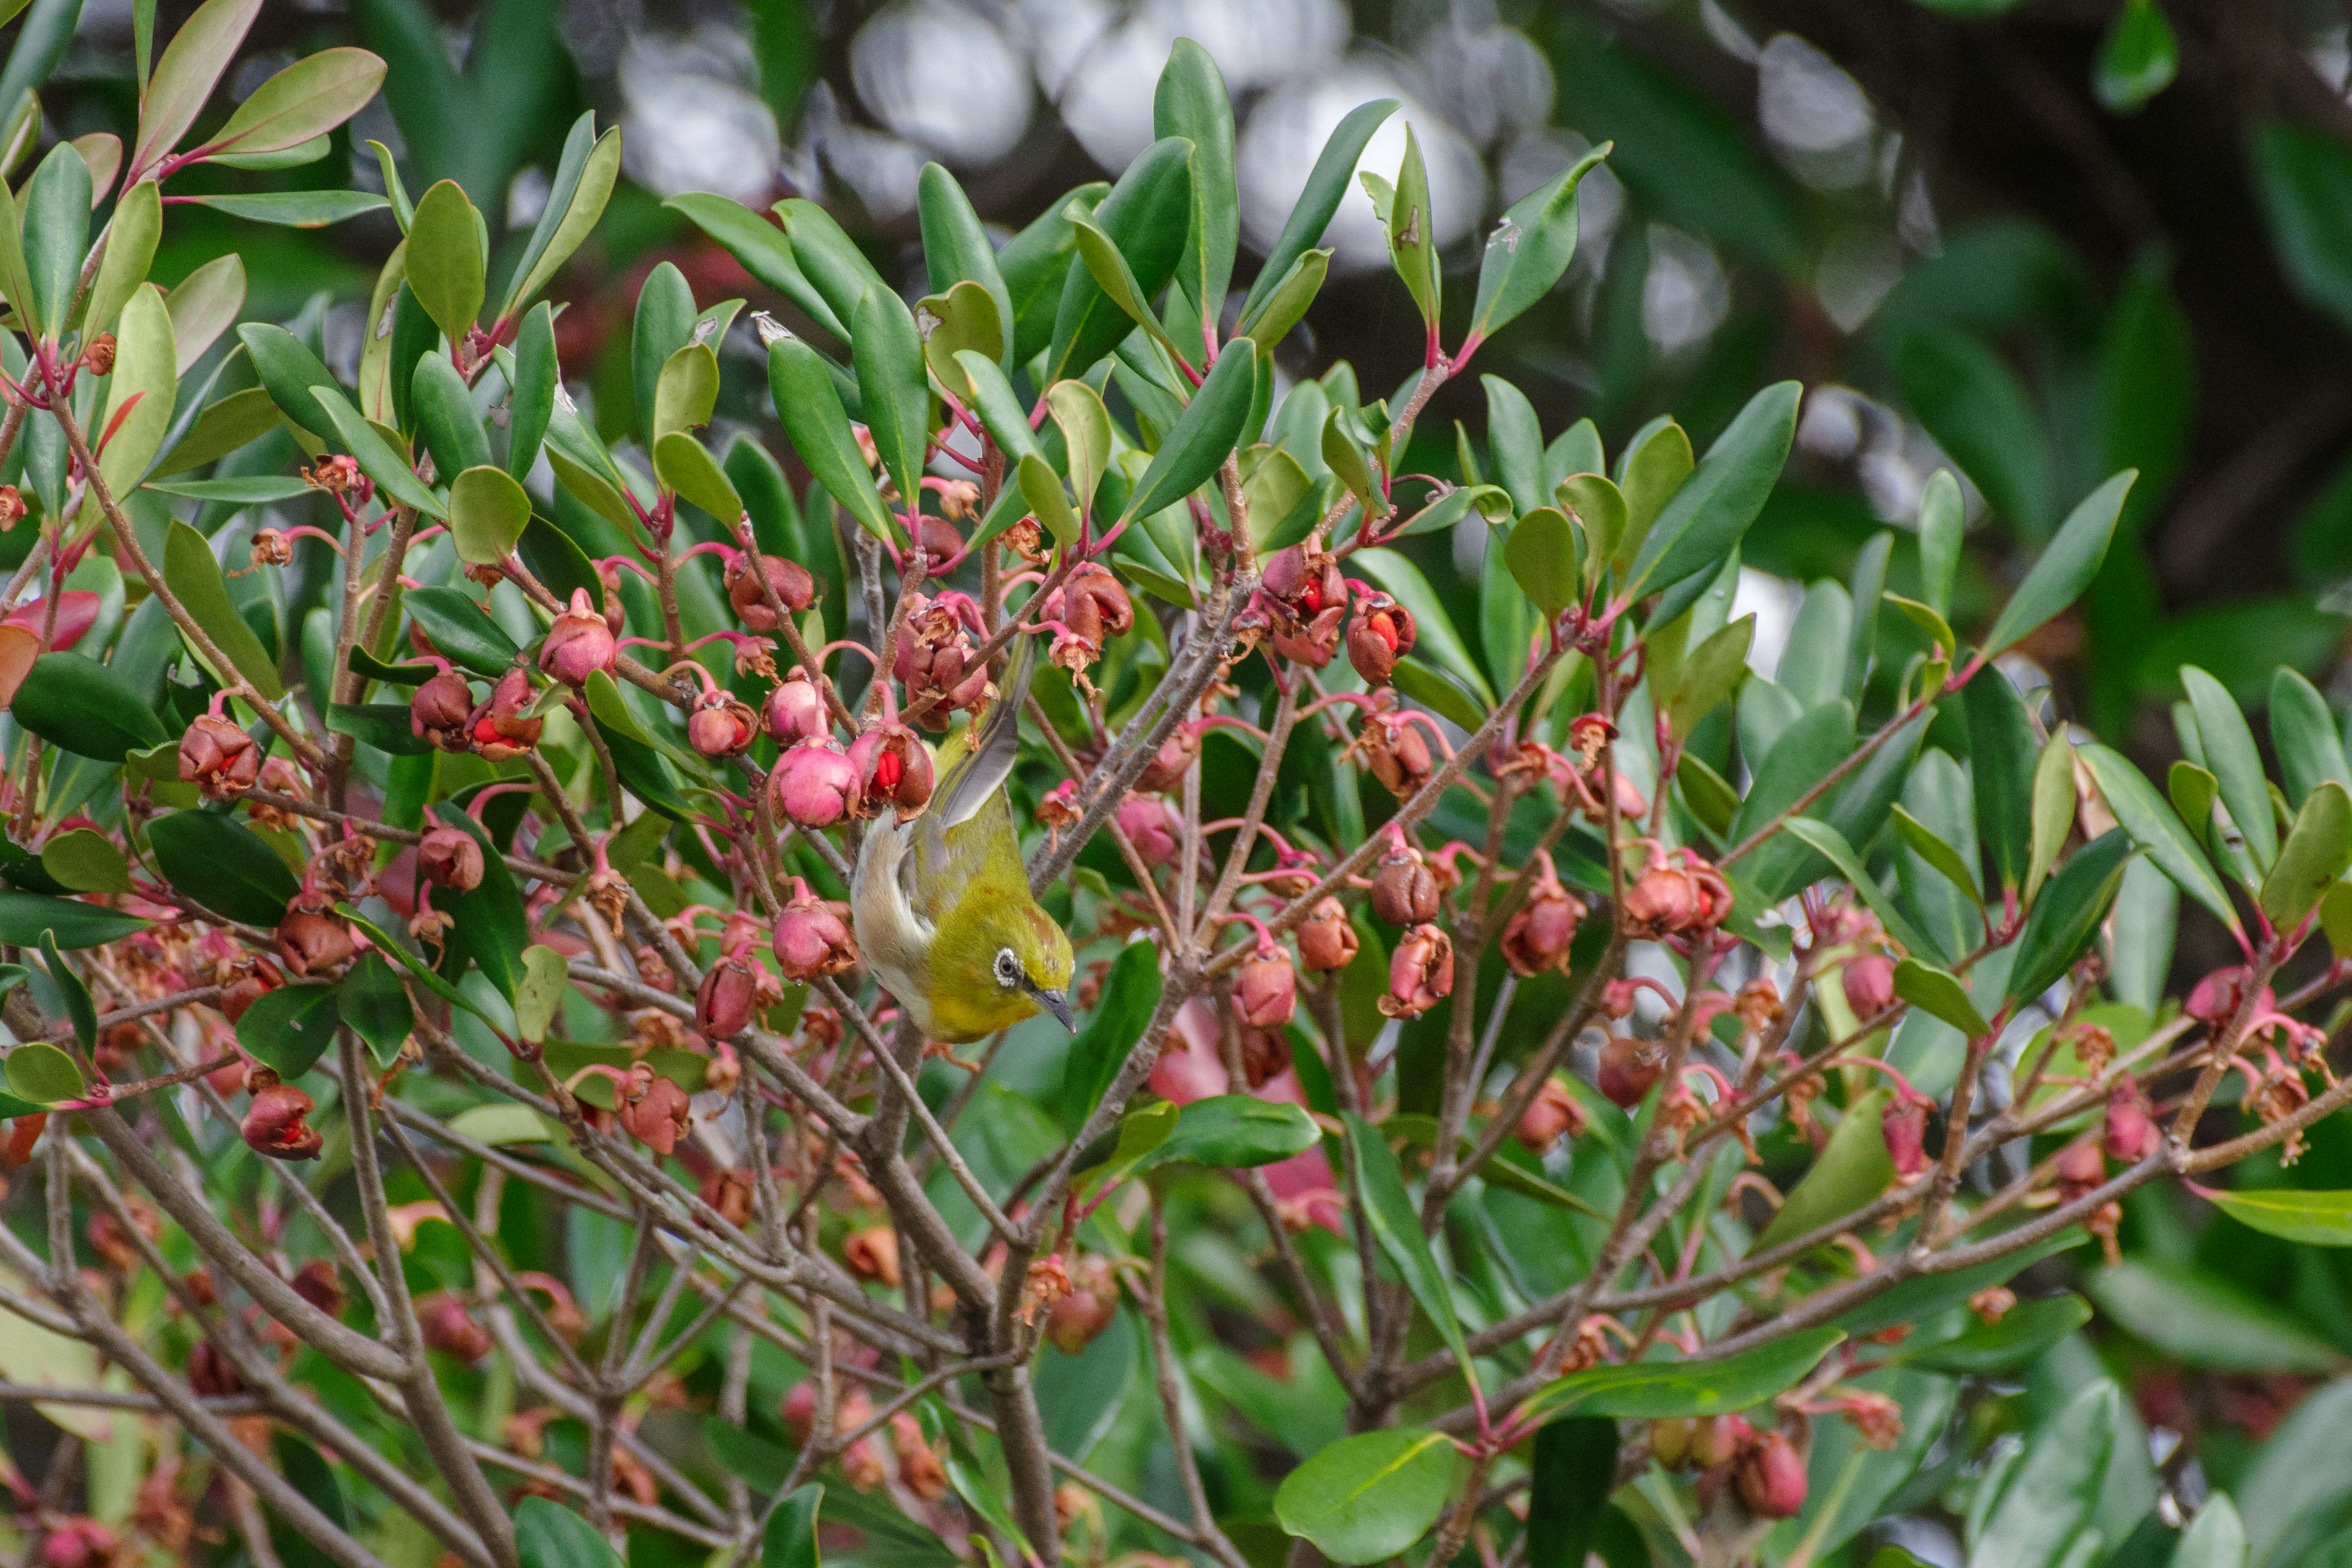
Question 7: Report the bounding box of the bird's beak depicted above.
[1035,987,1077,1033]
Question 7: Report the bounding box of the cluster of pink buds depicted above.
[1622,848,1733,938]
[179,713,259,799]
[1040,563,1134,673]
[1653,1414,1809,1519]
[895,592,990,726]
[723,551,815,630]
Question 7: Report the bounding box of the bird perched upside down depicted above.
[852,635,1076,1042]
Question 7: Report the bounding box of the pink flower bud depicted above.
[467,668,543,760]
[1501,876,1582,976]
[1882,1096,1929,1175]
[538,588,617,685]
[417,1293,492,1362]
[1346,601,1415,686]
[773,880,858,981]
[1733,1427,1808,1518]
[2103,1084,2162,1164]
[764,669,829,745]
[687,692,760,758]
[40,1521,117,1568]
[1516,1078,1588,1153]
[695,949,759,1039]
[1371,849,1440,925]
[1691,1414,1749,1469]
[2056,1137,2107,1202]
[1379,923,1452,1019]
[1046,1257,1118,1355]
[1361,716,1433,797]
[274,911,355,978]
[1134,726,1199,794]
[845,1227,901,1287]
[725,553,815,630]
[617,1064,691,1155]
[1117,794,1180,867]
[1596,1035,1662,1108]
[1297,898,1360,971]
[847,724,933,821]
[769,741,859,827]
[1235,948,1297,1029]
[242,1076,323,1161]
[1842,952,1896,1018]
[2185,965,2272,1028]
[418,826,484,891]
[410,669,475,750]
[179,714,261,799]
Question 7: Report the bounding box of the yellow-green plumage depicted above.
[851,639,1074,1043]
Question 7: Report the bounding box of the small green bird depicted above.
[853,635,1076,1042]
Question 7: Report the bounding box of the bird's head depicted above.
[931,897,1076,1040]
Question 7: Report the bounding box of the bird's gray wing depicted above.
[930,631,1034,831]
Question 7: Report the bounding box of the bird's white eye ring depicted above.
[995,949,1019,986]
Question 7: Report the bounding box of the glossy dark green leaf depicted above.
[1902,1292,2091,1376]
[654,431,744,523]
[668,193,843,341]
[1758,1087,1899,1254]
[1964,668,2040,891]
[1918,468,1963,616]
[1982,471,2136,657]
[1273,1428,1456,1567]
[998,181,1106,366]
[767,333,898,543]
[1061,940,1162,1133]
[1142,1096,1318,1172]
[433,805,528,1001]
[2255,121,2352,334]
[1504,507,1581,616]
[19,141,86,337]
[411,350,489,478]
[505,301,557,478]
[2006,829,2135,1003]
[2183,664,2278,869]
[2272,667,2352,808]
[916,164,1013,369]
[1483,374,1545,514]
[1238,98,1396,326]
[2026,732,2076,905]
[2080,741,2241,935]
[39,830,128,896]
[1833,1231,2086,1336]
[761,1485,824,1568]
[10,653,168,760]
[1527,1417,1617,1568]
[404,586,518,677]
[178,189,389,227]
[337,951,412,1066]
[147,810,300,925]
[37,932,91,1055]
[1344,1110,1472,1380]
[236,322,338,439]
[1465,143,1610,348]
[327,703,434,757]
[497,115,619,324]
[2261,780,2352,927]
[1727,700,1855,851]
[851,287,929,510]
[1154,40,1237,352]
[1893,957,1991,1038]
[162,520,284,700]
[1046,135,1193,383]
[1379,126,1439,328]
[774,198,892,330]
[1971,1382,2116,1568]
[405,178,482,344]
[0,892,148,949]
[1623,380,1800,597]
[515,1496,624,1568]
[1515,1328,1844,1424]
[236,981,340,1079]
[2203,1186,2352,1246]
[1120,341,1256,522]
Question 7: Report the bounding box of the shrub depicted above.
[0,10,2339,1568]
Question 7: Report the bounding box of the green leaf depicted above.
[1624,382,1800,597]
[1355,548,1495,704]
[512,944,567,1045]
[0,151,35,342]
[307,382,444,518]
[2086,1260,2344,1374]
[1504,507,1581,615]
[1233,247,1327,352]
[162,521,282,698]
[2262,780,2352,927]
[2254,121,2352,334]
[1757,1086,1899,1254]
[1045,379,1112,518]
[1667,615,1753,744]
[2184,663,2280,870]
[0,892,146,949]
[1901,1292,2092,1376]
[1273,1428,1457,1567]
[852,288,929,510]
[38,829,126,895]
[1238,97,1396,326]
[127,0,257,181]
[649,341,717,445]
[1899,328,2051,537]
[507,302,557,479]
[2027,731,2076,905]
[916,163,1012,368]
[147,810,299,925]
[1142,1096,1318,1171]
[1061,939,1160,1133]
[145,477,314,504]
[1835,1231,2087,1337]
[4,1040,81,1103]
[1970,1382,2116,1568]
[1344,1110,1472,1381]
[1466,143,1610,347]
[2274,667,2352,809]
[1527,1417,1618,1568]
[236,981,340,1079]
[1515,1328,1844,1425]
[766,332,898,543]
[404,586,519,677]
[100,283,176,495]
[1982,471,2136,657]
[1558,472,1627,589]
[2079,741,2242,936]
[1070,214,1179,354]
[1018,452,1080,549]
[10,653,168,761]
[998,181,1105,365]
[916,280,1003,394]
[327,703,432,756]
[1918,468,1963,616]
[1894,959,1992,1038]
[772,197,892,331]
[1781,818,1934,961]
[1964,669,2039,892]
[499,117,619,324]
[33,937,86,1052]
[2169,1496,2245,1568]
[1046,136,1193,383]
[1390,657,1488,736]
[653,432,744,523]
[202,47,385,159]
[405,179,483,345]
[761,1485,824,1568]
[433,806,529,1001]
[1121,341,1257,523]
[1381,125,1440,329]
[515,1496,625,1568]
[448,466,530,567]
[337,951,412,1065]
[1893,804,1985,909]
[2201,1186,2352,1246]
[83,178,157,339]
[1154,40,1237,350]
[175,190,390,227]
[2094,1,2177,115]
